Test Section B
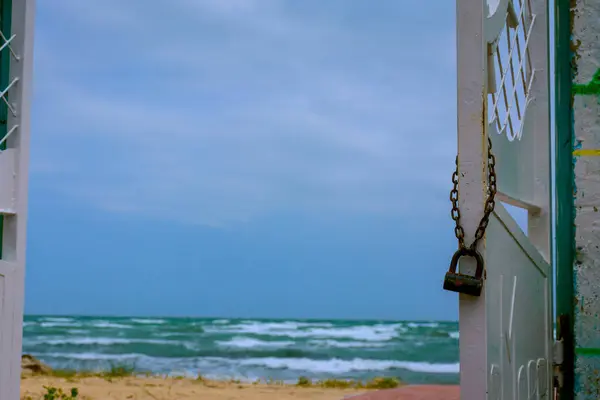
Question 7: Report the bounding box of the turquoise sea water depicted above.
[22,316,459,385]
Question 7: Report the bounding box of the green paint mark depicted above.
[576,347,600,356]
[572,69,600,96]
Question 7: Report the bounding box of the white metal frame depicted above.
[0,1,35,399]
[456,0,551,398]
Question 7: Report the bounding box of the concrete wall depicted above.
[570,0,600,397]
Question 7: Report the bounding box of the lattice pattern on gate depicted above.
[0,0,18,152]
[0,2,34,400]
[487,0,535,142]
[0,0,14,259]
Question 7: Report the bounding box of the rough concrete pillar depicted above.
[570,0,600,397]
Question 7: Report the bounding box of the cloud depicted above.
[31,0,457,226]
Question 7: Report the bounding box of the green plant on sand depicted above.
[38,386,78,400]
[364,377,401,389]
[103,363,136,378]
[46,363,136,383]
[295,376,401,389]
[296,376,312,387]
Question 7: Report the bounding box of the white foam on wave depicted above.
[302,326,398,341]
[46,338,133,345]
[449,332,459,339]
[237,321,334,330]
[27,336,192,347]
[397,361,459,374]
[40,322,83,328]
[91,321,133,329]
[37,353,459,375]
[406,322,440,329]
[33,352,459,378]
[41,317,75,323]
[206,322,399,342]
[216,337,295,349]
[39,352,143,361]
[212,319,230,325]
[239,357,459,374]
[308,340,386,348]
[207,321,333,333]
[131,319,166,325]
[67,330,91,335]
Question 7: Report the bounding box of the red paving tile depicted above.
[344,385,459,400]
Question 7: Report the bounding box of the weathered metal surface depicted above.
[0,1,35,400]
[455,0,552,398]
[485,205,551,400]
[555,0,576,397]
[443,247,485,297]
[570,0,600,397]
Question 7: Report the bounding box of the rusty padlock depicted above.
[443,247,484,297]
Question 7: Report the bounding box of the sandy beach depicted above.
[21,376,460,400]
[19,354,459,400]
[20,376,366,400]
[20,376,462,400]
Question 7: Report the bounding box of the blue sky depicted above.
[24,0,517,320]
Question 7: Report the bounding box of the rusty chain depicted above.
[450,137,497,251]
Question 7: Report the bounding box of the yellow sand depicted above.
[20,376,367,400]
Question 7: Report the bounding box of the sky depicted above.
[24,0,529,321]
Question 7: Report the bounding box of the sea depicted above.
[22,316,459,385]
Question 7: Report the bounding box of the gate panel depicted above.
[0,1,35,400]
[485,205,551,399]
[456,0,551,398]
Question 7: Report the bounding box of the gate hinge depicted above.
[553,314,572,399]
[554,338,564,366]
[553,337,565,394]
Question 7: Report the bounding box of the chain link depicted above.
[450,137,497,251]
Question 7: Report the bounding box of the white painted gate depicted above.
[0,1,35,400]
[455,0,552,399]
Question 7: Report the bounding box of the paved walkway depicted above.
[345,385,459,400]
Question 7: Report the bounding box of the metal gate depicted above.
[455,0,552,398]
[0,1,35,400]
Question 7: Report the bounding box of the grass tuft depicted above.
[295,376,401,389]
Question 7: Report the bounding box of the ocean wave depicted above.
[206,322,398,342]
[406,322,440,329]
[239,357,459,374]
[25,318,460,384]
[300,326,398,341]
[35,352,459,375]
[40,322,83,328]
[25,336,190,347]
[234,321,334,331]
[216,337,295,349]
[41,317,75,323]
[131,319,166,325]
[91,321,133,329]
[67,330,91,335]
[308,340,386,348]
[37,352,143,361]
